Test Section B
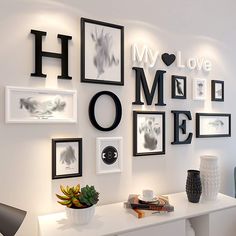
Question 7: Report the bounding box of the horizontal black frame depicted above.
[133,111,165,156]
[196,113,231,138]
[52,138,82,179]
[171,75,186,99]
[211,80,224,102]
[81,17,124,86]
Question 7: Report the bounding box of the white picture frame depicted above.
[5,86,77,123]
[193,78,207,100]
[96,137,123,174]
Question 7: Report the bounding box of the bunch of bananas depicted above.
[56,184,99,208]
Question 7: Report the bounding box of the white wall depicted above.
[0,0,236,235]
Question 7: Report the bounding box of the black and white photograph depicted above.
[196,113,231,138]
[193,78,207,100]
[133,111,165,156]
[5,86,77,123]
[172,75,186,99]
[52,138,82,179]
[211,80,224,101]
[81,18,124,85]
[96,137,123,174]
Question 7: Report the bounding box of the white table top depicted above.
[38,192,236,236]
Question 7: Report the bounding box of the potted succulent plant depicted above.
[56,184,99,225]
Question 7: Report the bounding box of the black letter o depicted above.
[89,91,122,131]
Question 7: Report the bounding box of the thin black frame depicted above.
[196,113,231,138]
[81,17,124,86]
[171,75,186,99]
[52,138,82,179]
[211,80,224,102]
[133,111,165,156]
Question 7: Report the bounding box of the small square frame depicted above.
[96,137,123,174]
[52,138,82,179]
[171,75,187,99]
[192,78,207,100]
[211,80,224,102]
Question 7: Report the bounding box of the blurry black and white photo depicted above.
[133,111,165,156]
[211,80,224,101]
[96,137,123,174]
[193,78,207,100]
[5,86,77,123]
[196,113,231,138]
[172,75,186,99]
[52,138,82,179]
[81,18,124,85]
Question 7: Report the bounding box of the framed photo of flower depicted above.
[5,86,77,123]
[193,78,207,100]
[171,75,187,99]
[196,113,231,138]
[52,138,82,179]
[133,111,165,156]
[81,17,124,85]
[211,80,224,102]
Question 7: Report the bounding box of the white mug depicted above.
[142,189,154,200]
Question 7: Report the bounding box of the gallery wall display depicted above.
[96,137,123,174]
[171,75,187,99]
[211,80,224,102]
[133,111,165,156]
[5,86,77,123]
[196,113,231,138]
[52,138,82,179]
[192,78,207,100]
[81,18,124,85]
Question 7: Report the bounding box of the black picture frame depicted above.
[171,75,186,99]
[52,138,82,179]
[81,17,124,86]
[211,80,224,102]
[133,111,165,156]
[196,113,231,138]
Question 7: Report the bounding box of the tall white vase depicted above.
[200,155,220,201]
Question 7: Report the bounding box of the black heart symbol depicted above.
[161,53,176,66]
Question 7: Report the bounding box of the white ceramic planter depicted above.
[200,155,220,201]
[65,205,95,225]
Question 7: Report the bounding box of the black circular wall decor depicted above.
[89,91,122,131]
[101,146,118,165]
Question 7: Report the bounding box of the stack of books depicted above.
[124,194,174,218]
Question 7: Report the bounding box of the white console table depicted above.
[38,192,236,236]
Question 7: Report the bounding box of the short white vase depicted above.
[65,205,95,225]
[200,155,220,201]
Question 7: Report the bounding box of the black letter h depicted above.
[31,29,72,79]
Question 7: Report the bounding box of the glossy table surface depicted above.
[38,192,236,236]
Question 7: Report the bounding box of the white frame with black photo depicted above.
[211,80,224,102]
[133,111,165,156]
[192,78,207,100]
[171,75,187,99]
[196,113,231,138]
[52,138,82,179]
[81,17,124,86]
[5,86,77,123]
[96,137,123,174]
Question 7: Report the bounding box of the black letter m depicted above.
[132,67,166,106]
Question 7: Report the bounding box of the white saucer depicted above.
[138,195,159,203]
